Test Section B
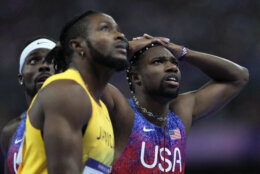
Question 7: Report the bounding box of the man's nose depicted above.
[165,61,178,73]
[39,61,51,72]
[115,31,126,41]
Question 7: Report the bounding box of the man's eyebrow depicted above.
[151,56,168,60]
[27,52,41,57]
[170,56,178,61]
[26,51,46,60]
[100,21,121,31]
[100,21,113,26]
[151,56,179,63]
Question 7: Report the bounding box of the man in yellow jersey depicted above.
[0,37,56,174]
[18,11,131,174]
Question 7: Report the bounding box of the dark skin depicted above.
[131,46,181,127]
[102,84,134,163]
[102,36,249,163]
[0,48,55,174]
[102,38,168,162]
[28,13,128,174]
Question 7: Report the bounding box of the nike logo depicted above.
[15,138,23,144]
[143,126,155,132]
[37,41,48,45]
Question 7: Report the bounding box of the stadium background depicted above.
[0,0,259,173]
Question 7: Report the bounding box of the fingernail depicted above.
[165,38,170,43]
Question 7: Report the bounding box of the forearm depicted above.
[183,48,249,84]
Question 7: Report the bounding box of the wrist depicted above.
[179,46,187,61]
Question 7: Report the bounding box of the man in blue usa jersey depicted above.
[0,37,56,174]
[102,34,249,173]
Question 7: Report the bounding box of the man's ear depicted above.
[130,71,141,86]
[69,38,86,54]
[18,74,24,86]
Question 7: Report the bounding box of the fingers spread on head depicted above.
[151,38,166,46]
[160,37,170,44]
[143,33,153,39]
[132,36,145,41]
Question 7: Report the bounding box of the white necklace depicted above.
[133,96,168,122]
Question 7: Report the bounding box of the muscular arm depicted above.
[30,80,92,174]
[136,34,249,134]
[171,48,249,134]
[102,84,134,163]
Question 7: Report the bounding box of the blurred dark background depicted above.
[0,0,259,173]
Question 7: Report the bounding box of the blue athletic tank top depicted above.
[7,112,27,174]
[111,99,186,173]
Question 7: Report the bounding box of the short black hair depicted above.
[46,10,100,72]
[59,10,99,56]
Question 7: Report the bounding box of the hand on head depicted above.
[133,33,170,44]
[128,37,163,59]
[132,33,186,60]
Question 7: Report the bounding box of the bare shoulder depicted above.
[31,79,92,130]
[102,83,132,115]
[34,80,92,172]
[0,114,24,156]
[170,91,196,135]
[102,83,134,129]
[171,91,196,113]
[42,79,92,125]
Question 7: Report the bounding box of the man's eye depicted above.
[153,60,163,64]
[30,60,36,64]
[101,25,109,31]
[29,59,38,65]
[172,61,179,66]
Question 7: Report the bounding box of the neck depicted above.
[133,93,171,127]
[70,56,114,102]
[25,93,33,106]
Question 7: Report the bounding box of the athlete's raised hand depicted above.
[134,33,187,60]
[128,36,166,59]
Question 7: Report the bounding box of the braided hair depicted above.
[46,10,99,72]
[126,43,161,93]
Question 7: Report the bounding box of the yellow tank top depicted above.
[18,68,114,174]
